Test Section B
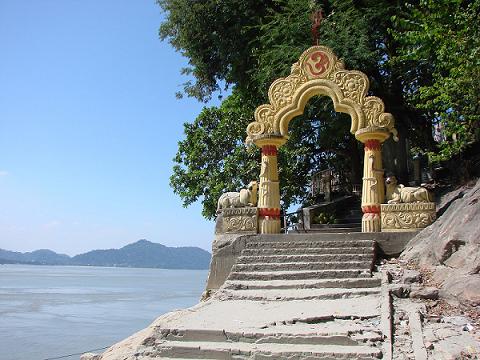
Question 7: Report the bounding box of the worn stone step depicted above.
[310,222,361,228]
[232,261,372,272]
[156,340,383,359]
[245,240,375,250]
[154,358,218,360]
[217,287,381,301]
[224,277,382,290]
[237,254,373,264]
[156,356,217,360]
[159,328,382,346]
[228,269,372,281]
[305,227,362,233]
[241,247,375,256]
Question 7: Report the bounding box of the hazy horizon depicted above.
[0,238,211,257]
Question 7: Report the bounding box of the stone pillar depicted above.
[356,128,391,232]
[257,144,281,233]
[253,136,287,234]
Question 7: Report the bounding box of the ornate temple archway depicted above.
[246,46,398,234]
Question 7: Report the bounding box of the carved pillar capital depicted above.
[355,127,391,144]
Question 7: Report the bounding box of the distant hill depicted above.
[0,240,211,270]
[0,248,71,265]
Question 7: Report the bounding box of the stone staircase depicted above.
[152,236,385,360]
[308,206,363,233]
[294,196,363,233]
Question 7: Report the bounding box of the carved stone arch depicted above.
[246,45,398,234]
[246,46,397,144]
[275,79,365,137]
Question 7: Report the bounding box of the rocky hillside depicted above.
[401,178,480,307]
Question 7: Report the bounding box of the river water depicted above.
[0,264,208,360]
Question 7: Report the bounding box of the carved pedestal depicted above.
[219,207,258,234]
[381,203,436,232]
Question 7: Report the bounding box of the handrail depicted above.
[281,209,306,233]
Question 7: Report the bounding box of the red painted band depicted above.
[364,139,381,151]
[362,205,381,214]
[262,145,277,156]
[258,208,281,217]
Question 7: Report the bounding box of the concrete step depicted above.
[245,240,375,250]
[241,246,374,256]
[228,269,372,281]
[310,218,362,229]
[156,340,383,359]
[310,223,361,228]
[224,277,382,290]
[156,358,218,360]
[237,254,373,264]
[159,328,382,346]
[232,261,372,272]
[306,226,362,233]
[217,287,381,301]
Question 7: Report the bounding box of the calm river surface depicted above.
[0,264,208,360]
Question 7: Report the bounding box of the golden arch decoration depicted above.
[246,46,398,234]
[247,46,397,143]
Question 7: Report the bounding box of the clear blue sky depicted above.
[0,0,221,255]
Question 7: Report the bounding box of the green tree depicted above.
[161,0,474,219]
[158,0,275,101]
[170,93,258,219]
[391,0,480,162]
[170,90,363,219]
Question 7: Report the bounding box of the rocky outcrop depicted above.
[401,178,480,307]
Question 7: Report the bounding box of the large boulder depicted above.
[400,178,480,307]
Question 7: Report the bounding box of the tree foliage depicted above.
[160,0,480,219]
[158,0,274,101]
[171,93,258,218]
[391,0,480,162]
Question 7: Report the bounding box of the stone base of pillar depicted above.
[381,203,436,232]
[362,213,381,232]
[215,207,258,235]
[259,217,281,234]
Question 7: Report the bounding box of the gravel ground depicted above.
[379,258,480,360]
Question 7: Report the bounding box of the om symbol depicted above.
[306,51,330,77]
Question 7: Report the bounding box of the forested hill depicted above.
[0,240,211,270]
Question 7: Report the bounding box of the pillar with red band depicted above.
[257,143,282,233]
[355,130,390,232]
